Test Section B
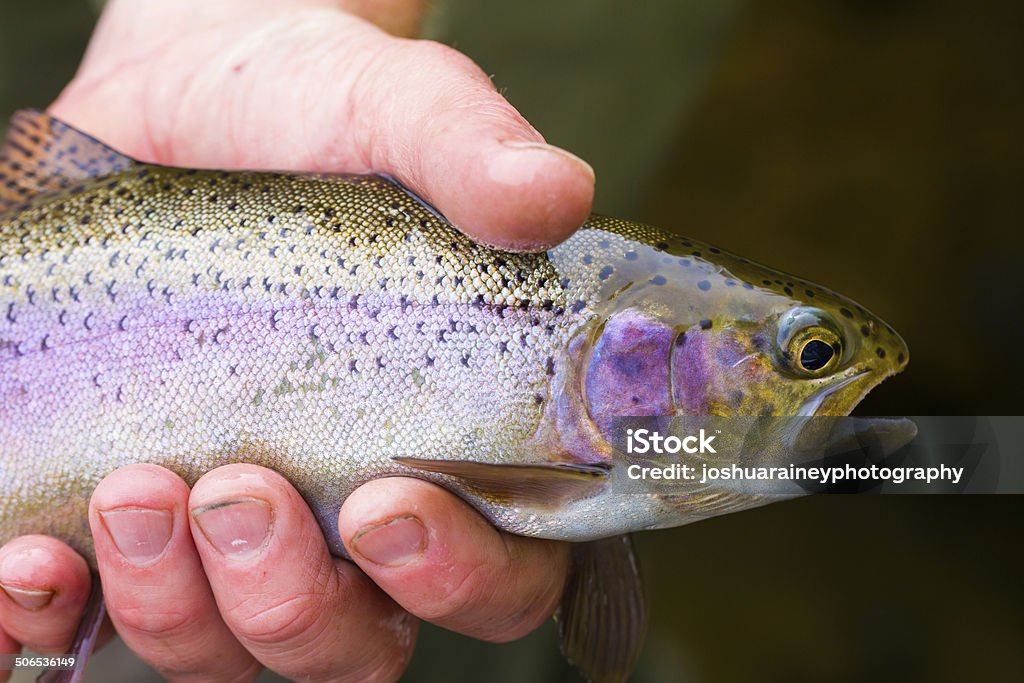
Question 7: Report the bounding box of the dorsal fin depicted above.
[0,109,136,213]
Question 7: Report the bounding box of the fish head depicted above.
[574,225,910,425]
[548,224,915,533]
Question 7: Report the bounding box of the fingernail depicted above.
[0,583,54,610]
[192,498,272,561]
[501,140,596,183]
[99,508,173,566]
[352,515,427,567]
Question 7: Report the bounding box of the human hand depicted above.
[1,465,567,681]
[49,0,595,251]
[2,0,584,680]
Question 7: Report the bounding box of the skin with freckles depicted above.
[0,0,584,680]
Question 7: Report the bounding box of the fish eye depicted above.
[799,338,835,372]
[776,307,845,377]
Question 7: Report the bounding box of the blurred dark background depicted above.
[3,0,1022,681]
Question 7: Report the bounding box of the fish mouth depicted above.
[796,368,871,417]
[792,365,917,461]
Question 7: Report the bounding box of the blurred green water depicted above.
[3,1,1022,681]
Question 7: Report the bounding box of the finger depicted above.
[89,464,261,682]
[339,477,569,642]
[0,536,91,654]
[344,35,596,251]
[0,626,17,682]
[189,465,416,683]
[51,5,594,251]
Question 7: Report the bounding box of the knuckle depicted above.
[114,604,201,640]
[231,591,328,646]
[420,542,565,642]
[421,560,500,623]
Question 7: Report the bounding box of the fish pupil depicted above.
[800,339,834,371]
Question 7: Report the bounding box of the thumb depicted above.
[343,35,596,251]
[51,6,594,251]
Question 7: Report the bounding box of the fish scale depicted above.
[0,166,590,559]
[0,110,911,683]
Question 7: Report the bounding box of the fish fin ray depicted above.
[391,457,608,507]
[557,534,647,683]
[1,109,137,214]
[35,574,105,683]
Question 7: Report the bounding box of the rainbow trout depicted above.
[0,111,911,682]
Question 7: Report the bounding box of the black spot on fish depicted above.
[675,332,687,347]
[599,266,614,281]
[784,286,793,296]
[546,357,555,376]
[650,275,667,286]
[805,289,815,298]
[861,325,871,337]
[762,279,772,286]
[709,247,721,254]
[697,280,711,291]
[897,352,905,364]
[840,308,854,319]
[678,258,690,267]
[570,300,587,313]
[625,251,638,261]
[876,348,886,359]
[656,241,669,250]
[699,319,712,330]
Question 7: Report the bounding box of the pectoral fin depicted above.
[558,535,647,683]
[391,457,608,507]
[36,574,106,683]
